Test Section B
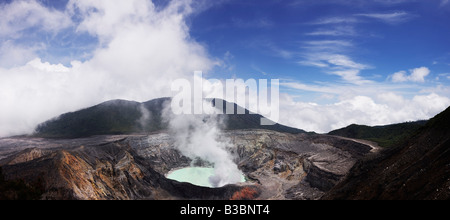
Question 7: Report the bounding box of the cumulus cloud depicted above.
[0,40,44,68]
[391,71,409,82]
[0,0,72,38]
[391,67,431,83]
[280,78,450,133]
[1,0,449,139]
[0,0,215,137]
[0,59,76,135]
[278,92,450,133]
[0,0,73,67]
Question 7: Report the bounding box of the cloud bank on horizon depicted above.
[0,0,450,137]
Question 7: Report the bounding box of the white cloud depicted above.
[299,53,371,84]
[297,60,329,68]
[419,84,450,96]
[331,69,371,85]
[308,16,359,25]
[68,0,159,41]
[278,92,450,133]
[410,67,431,82]
[391,67,430,83]
[0,0,215,137]
[231,17,273,28]
[0,0,73,67]
[301,53,368,70]
[0,0,72,37]
[373,0,410,5]
[391,71,408,82]
[306,25,357,36]
[280,79,450,133]
[248,39,294,59]
[299,35,372,85]
[0,59,81,135]
[356,12,413,24]
[304,40,353,48]
[324,54,368,70]
[265,43,293,59]
[281,80,421,99]
[281,82,341,94]
[0,40,44,68]
[1,0,448,139]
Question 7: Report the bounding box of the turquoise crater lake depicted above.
[166,167,246,188]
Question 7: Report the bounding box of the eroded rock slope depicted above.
[0,130,371,200]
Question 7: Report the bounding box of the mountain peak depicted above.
[34,98,305,138]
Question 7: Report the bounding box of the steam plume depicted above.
[164,100,242,187]
[138,104,152,131]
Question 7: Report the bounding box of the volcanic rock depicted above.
[0,130,372,200]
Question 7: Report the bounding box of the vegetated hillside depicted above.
[323,106,450,200]
[328,121,427,148]
[35,98,169,138]
[211,99,306,134]
[35,98,305,138]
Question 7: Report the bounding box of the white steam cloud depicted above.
[0,0,449,139]
[164,101,243,187]
[138,104,152,131]
[0,0,214,137]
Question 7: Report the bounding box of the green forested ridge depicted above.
[328,121,427,148]
[35,98,305,138]
[323,106,450,200]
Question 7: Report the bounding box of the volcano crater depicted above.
[0,129,372,200]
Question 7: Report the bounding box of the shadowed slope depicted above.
[323,106,450,200]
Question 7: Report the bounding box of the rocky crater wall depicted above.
[0,130,372,200]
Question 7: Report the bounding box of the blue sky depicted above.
[0,0,450,136]
[31,0,450,99]
[186,0,450,100]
